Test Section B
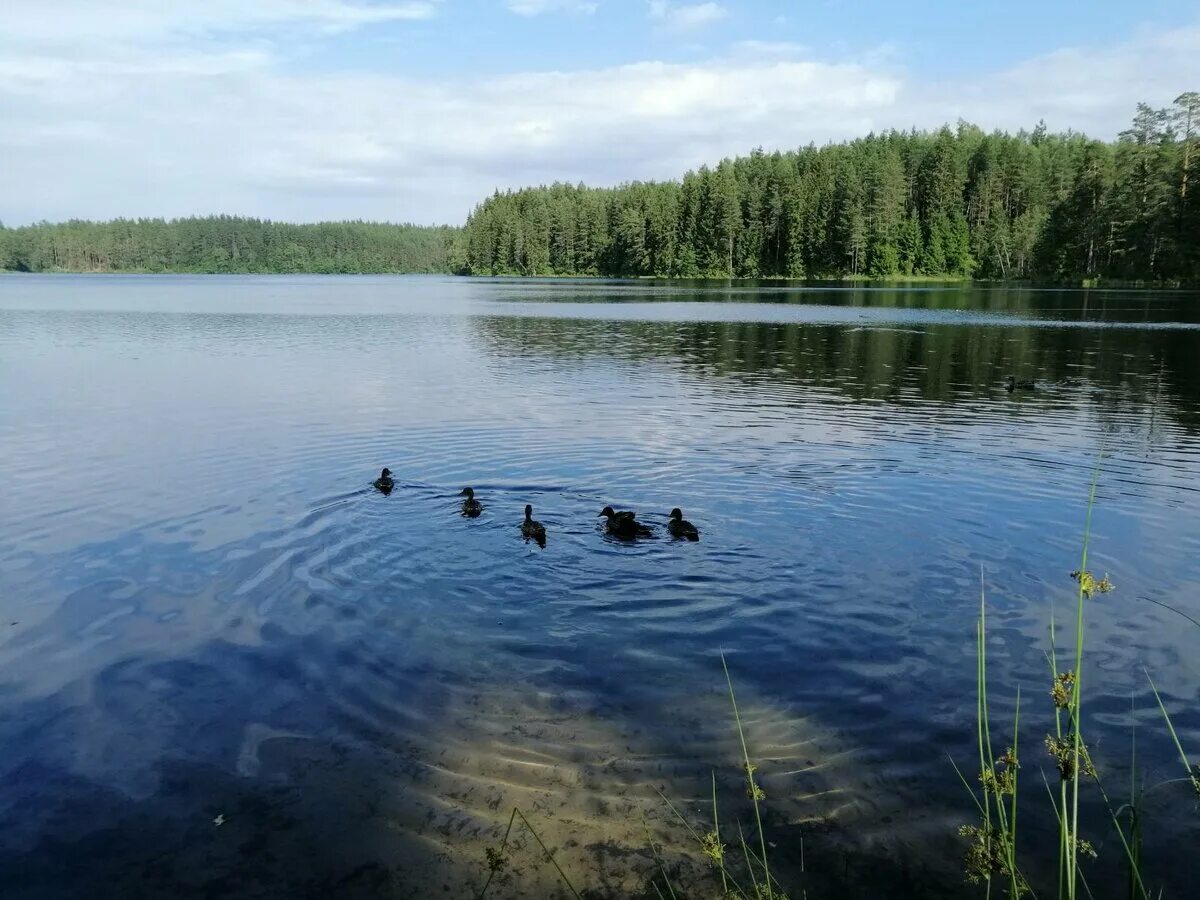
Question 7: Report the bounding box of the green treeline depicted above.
[457,95,1200,283]
[4,97,1197,282]
[0,216,456,274]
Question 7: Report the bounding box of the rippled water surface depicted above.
[2,275,1199,899]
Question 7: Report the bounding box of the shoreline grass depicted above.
[951,453,1199,900]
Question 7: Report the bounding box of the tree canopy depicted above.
[0,216,455,274]
[455,97,1200,284]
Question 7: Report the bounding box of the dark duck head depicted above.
[668,507,700,541]
[460,487,483,517]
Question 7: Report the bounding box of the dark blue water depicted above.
[1,275,1198,898]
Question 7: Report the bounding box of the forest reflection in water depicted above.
[474,311,1200,430]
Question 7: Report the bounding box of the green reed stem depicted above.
[1125,692,1144,900]
[652,787,749,899]
[1046,613,1069,900]
[477,807,518,900]
[713,771,729,896]
[723,652,774,898]
[1063,455,1103,900]
[1145,670,1196,789]
[1091,771,1150,900]
[1040,772,1096,900]
[950,753,987,818]
[1009,685,1022,898]
[511,811,580,900]
[969,572,1028,898]
[642,813,678,900]
[736,822,760,898]
[1139,596,1200,631]
[977,585,995,843]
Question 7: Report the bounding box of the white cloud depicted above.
[0,5,1196,227]
[730,40,810,58]
[506,0,598,15]
[3,1,438,44]
[648,1,727,30]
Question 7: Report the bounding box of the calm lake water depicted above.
[1,274,1198,899]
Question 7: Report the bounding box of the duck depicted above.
[667,508,700,541]
[599,506,653,538]
[373,467,395,494]
[1005,375,1036,392]
[460,487,483,518]
[521,504,547,546]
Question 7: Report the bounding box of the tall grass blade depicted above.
[723,652,774,897]
[713,771,730,896]
[1145,670,1197,792]
[1139,596,1200,631]
[514,808,583,899]
[641,813,679,900]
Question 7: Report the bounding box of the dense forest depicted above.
[3,96,1197,282]
[457,95,1200,284]
[0,217,456,274]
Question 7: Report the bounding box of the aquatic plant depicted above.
[1039,461,1102,900]
[477,806,581,900]
[951,455,1200,900]
[1069,570,1114,599]
[648,654,795,900]
[950,574,1029,898]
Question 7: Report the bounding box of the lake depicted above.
[1,274,1198,899]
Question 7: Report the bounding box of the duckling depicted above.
[460,487,483,518]
[521,504,547,546]
[373,467,395,494]
[1005,375,1036,392]
[667,508,699,541]
[599,506,652,538]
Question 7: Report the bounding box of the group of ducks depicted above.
[371,468,699,545]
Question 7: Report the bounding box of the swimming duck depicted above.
[373,467,395,494]
[460,487,483,518]
[1006,376,1036,392]
[521,504,547,546]
[599,506,653,538]
[667,508,700,541]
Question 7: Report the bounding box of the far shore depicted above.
[3,269,1192,289]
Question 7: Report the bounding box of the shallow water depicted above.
[1,274,1198,898]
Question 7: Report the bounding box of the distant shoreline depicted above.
[3,269,1191,290]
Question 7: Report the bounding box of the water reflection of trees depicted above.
[493,283,1200,327]
[473,315,1200,431]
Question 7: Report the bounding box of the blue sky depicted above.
[2,1,1197,225]
[307,1,1193,77]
